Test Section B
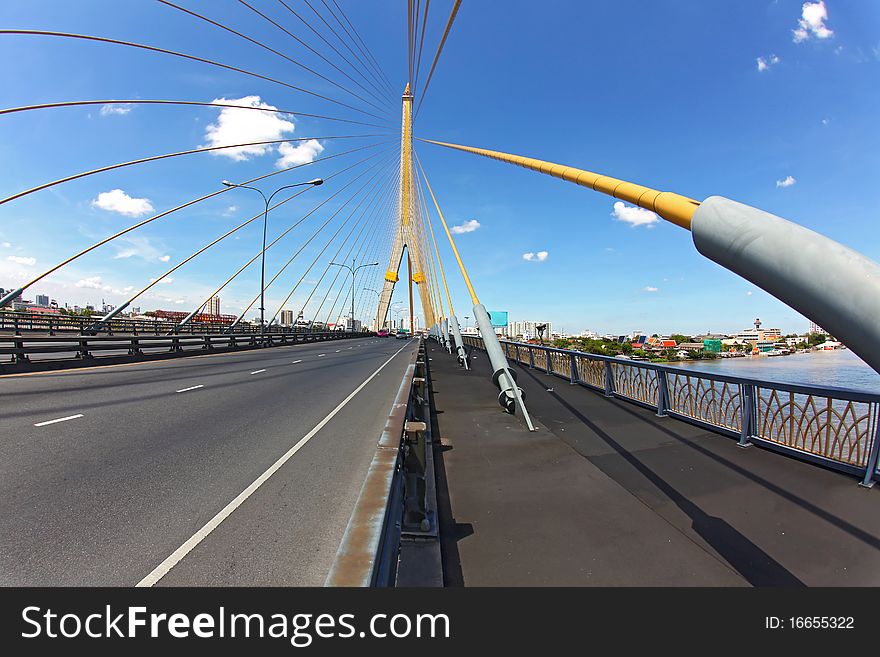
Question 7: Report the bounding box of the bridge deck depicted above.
[429,342,880,586]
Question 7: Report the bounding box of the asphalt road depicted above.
[0,336,419,586]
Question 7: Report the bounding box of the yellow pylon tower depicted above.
[376,83,437,330]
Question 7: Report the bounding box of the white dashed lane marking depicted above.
[176,385,204,393]
[34,414,84,427]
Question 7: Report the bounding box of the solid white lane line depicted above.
[250,369,267,375]
[291,360,302,364]
[34,414,83,427]
[176,385,204,393]
[136,340,414,587]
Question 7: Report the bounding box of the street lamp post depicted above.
[329,258,378,333]
[221,177,323,344]
[363,288,381,331]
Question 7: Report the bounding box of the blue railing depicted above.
[463,336,880,487]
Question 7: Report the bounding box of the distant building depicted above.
[207,295,221,316]
[35,294,50,307]
[27,305,60,315]
[280,309,295,326]
[510,321,552,341]
[809,320,828,335]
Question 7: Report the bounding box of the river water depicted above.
[670,349,880,393]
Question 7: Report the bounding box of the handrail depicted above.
[0,330,368,372]
[462,336,880,487]
[0,310,319,336]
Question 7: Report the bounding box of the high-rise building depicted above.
[207,295,221,316]
[280,309,295,326]
[809,320,828,335]
[35,294,50,307]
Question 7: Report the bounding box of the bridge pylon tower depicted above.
[376,83,437,330]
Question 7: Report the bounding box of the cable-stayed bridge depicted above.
[1,1,878,587]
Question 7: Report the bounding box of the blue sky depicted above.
[1,1,878,334]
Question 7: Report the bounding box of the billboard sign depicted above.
[488,311,509,328]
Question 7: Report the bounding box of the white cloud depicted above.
[76,276,104,289]
[611,201,659,228]
[149,276,174,285]
[100,104,132,116]
[644,286,659,293]
[113,236,167,262]
[7,255,36,266]
[821,118,830,125]
[451,219,481,234]
[776,175,797,188]
[756,54,780,71]
[158,255,171,263]
[2,242,11,248]
[92,189,154,217]
[793,1,833,43]
[522,251,548,262]
[204,96,295,161]
[747,291,753,296]
[276,139,324,168]
[223,205,238,217]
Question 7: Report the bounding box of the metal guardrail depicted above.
[0,310,317,336]
[463,336,880,487]
[0,330,365,372]
[326,340,437,587]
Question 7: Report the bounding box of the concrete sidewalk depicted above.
[427,341,880,586]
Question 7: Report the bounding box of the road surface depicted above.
[0,337,418,586]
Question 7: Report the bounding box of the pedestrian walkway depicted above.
[428,341,880,586]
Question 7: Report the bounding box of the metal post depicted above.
[569,353,578,385]
[860,408,880,488]
[656,369,669,417]
[739,383,755,448]
[473,303,535,430]
[604,361,614,397]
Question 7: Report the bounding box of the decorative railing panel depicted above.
[576,355,605,389]
[549,351,571,378]
[610,362,659,406]
[667,373,742,433]
[755,389,877,468]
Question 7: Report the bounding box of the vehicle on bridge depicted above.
[377,329,390,337]
[396,329,411,340]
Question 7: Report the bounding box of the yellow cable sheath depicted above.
[415,153,479,305]
[418,138,699,230]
